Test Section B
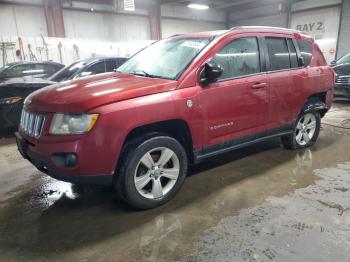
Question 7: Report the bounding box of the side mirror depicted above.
[298,57,305,67]
[200,61,223,86]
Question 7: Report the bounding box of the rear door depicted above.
[264,36,297,126]
[199,36,269,146]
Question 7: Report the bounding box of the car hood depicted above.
[333,63,350,76]
[27,72,178,112]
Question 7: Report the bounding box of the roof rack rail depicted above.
[230,26,309,36]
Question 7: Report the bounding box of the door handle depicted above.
[252,82,267,89]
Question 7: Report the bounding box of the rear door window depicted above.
[211,37,261,80]
[266,37,291,71]
[297,40,313,66]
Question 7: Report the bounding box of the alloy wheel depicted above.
[134,147,180,199]
[295,113,317,146]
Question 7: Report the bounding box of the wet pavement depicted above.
[0,101,350,262]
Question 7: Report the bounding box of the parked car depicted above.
[16,27,334,209]
[331,52,350,98]
[0,57,127,133]
[0,61,64,83]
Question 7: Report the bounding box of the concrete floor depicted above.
[0,101,350,262]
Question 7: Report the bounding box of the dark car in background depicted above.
[332,52,350,98]
[0,57,127,134]
[0,61,64,83]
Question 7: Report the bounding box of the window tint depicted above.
[105,60,117,72]
[6,64,32,77]
[116,58,127,68]
[80,61,106,77]
[297,40,313,66]
[336,53,350,65]
[211,37,260,80]
[49,61,89,82]
[287,39,298,68]
[43,64,61,76]
[266,37,290,71]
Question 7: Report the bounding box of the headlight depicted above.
[0,97,23,105]
[49,113,99,135]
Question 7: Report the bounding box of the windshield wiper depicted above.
[132,70,155,78]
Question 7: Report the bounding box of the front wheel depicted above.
[115,135,188,210]
[282,111,321,149]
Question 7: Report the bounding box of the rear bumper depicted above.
[15,132,113,186]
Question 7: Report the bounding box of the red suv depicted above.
[16,27,335,209]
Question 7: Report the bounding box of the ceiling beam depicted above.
[213,0,264,9]
[160,0,188,5]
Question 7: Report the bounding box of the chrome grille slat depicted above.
[19,109,45,139]
[336,76,350,85]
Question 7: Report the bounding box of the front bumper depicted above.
[0,103,23,131]
[15,132,113,186]
[334,84,350,97]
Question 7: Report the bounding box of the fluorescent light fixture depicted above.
[188,3,209,10]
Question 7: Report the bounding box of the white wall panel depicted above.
[231,14,288,28]
[0,4,47,36]
[291,6,341,62]
[0,35,153,67]
[161,19,225,38]
[63,10,150,41]
[161,4,226,23]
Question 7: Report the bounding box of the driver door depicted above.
[199,36,269,146]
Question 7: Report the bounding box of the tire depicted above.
[282,111,321,149]
[115,135,188,210]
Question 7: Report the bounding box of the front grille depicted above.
[336,75,350,85]
[20,109,45,138]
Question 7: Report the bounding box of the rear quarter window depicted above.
[297,40,313,66]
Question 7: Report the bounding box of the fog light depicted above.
[52,153,78,168]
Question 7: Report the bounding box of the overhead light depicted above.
[188,3,209,10]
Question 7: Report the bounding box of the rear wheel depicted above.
[282,111,321,149]
[115,135,188,209]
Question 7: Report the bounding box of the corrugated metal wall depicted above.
[337,0,350,58]
[0,4,47,36]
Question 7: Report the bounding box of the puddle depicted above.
[181,162,350,262]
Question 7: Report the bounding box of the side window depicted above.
[287,39,299,68]
[297,40,313,66]
[79,62,106,77]
[42,64,60,76]
[116,58,127,68]
[211,37,260,80]
[33,64,46,76]
[266,37,290,71]
[5,64,31,77]
[105,60,117,72]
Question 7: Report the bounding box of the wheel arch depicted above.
[302,92,328,117]
[121,119,194,164]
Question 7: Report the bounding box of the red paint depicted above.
[20,28,335,179]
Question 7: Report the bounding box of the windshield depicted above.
[49,61,88,82]
[117,38,211,80]
[0,65,10,74]
[337,53,350,65]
